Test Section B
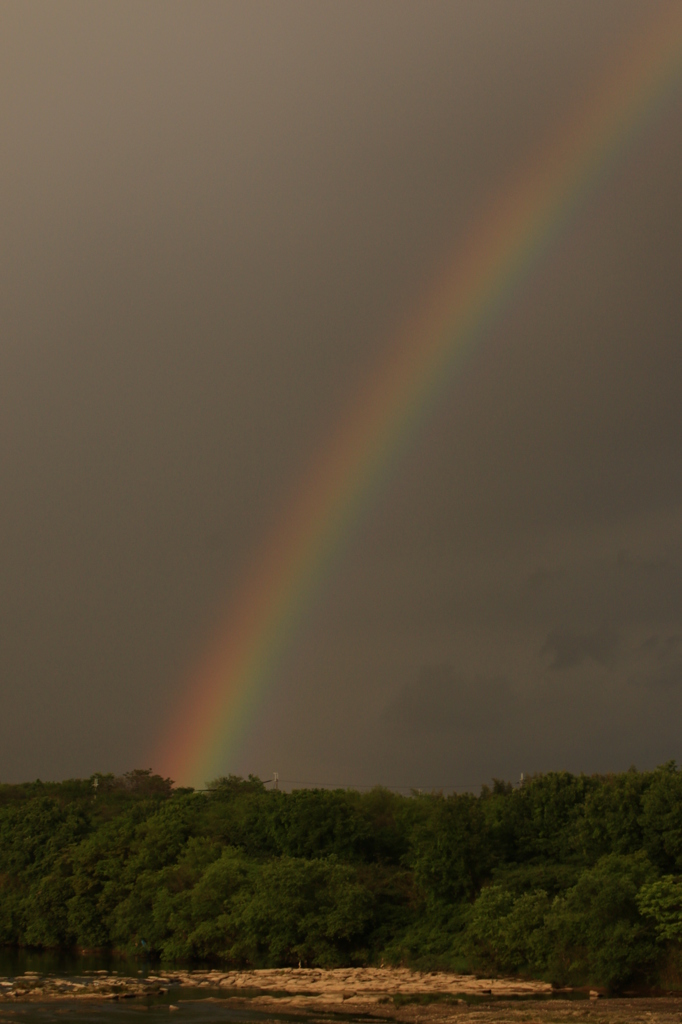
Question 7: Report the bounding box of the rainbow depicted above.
[156,5,682,788]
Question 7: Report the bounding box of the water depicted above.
[0,1003,286,1023]
[0,989,367,1024]
[0,950,149,980]
[0,952,377,1024]
[0,950,598,1022]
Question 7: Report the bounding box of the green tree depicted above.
[546,853,658,990]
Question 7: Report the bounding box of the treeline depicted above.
[3,766,682,990]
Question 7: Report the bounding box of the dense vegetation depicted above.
[3,766,682,991]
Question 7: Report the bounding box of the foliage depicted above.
[637,874,682,942]
[544,853,658,990]
[2,766,682,988]
[464,884,551,975]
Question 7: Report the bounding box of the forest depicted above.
[2,766,682,992]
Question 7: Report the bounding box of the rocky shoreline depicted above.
[0,966,553,1004]
[1,968,682,1024]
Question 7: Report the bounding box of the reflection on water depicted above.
[0,950,151,980]
[0,1002,292,1024]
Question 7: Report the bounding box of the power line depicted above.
[262,778,481,792]
[194,777,511,793]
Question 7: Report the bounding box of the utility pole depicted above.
[273,772,279,790]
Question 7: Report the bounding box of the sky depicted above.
[1,1,681,788]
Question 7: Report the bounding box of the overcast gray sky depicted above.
[1,1,681,788]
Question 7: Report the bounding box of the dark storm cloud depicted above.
[542,624,618,671]
[634,663,682,691]
[533,553,674,637]
[0,0,680,785]
[639,635,682,662]
[384,667,515,736]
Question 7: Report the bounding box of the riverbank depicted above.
[0,966,552,1003]
[1,968,682,1024]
